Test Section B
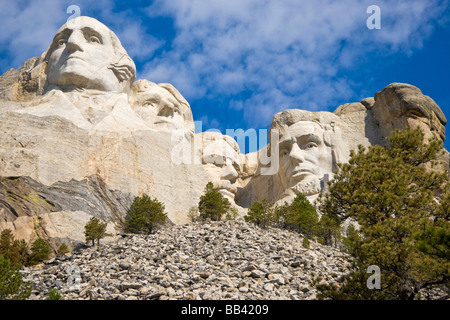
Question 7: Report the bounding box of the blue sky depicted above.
[0,0,449,153]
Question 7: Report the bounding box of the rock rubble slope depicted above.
[22,220,350,300]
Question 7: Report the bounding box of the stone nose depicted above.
[157,102,181,118]
[220,163,238,183]
[289,143,305,164]
[66,30,85,53]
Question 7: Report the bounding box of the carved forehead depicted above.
[279,121,323,143]
[136,84,172,97]
[56,16,112,37]
[49,16,127,58]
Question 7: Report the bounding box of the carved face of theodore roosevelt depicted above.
[201,132,240,202]
[45,16,135,93]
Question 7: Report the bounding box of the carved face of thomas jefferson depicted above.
[132,80,195,133]
[45,16,135,93]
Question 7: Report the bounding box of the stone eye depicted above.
[143,99,158,107]
[57,39,66,47]
[173,106,181,115]
[306,142,317,149]
[88,36,101,44]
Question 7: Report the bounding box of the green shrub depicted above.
[125,194,168,234]
[0,255,31,300]
[27,238,52,266]
[84,216,112,246]
[46,288,62,300]
[244,199,273,228]
[286,193,319,238]
[198,182,231,221]
[56,243,69,257]
[226,206,239,221]
[0,229,28,267]
[302,237,310,249]
[317,213,342,247]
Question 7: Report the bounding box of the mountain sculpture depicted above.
[0,16,447,248]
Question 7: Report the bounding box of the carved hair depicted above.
[158,83,194,133]
[107,32,136,93]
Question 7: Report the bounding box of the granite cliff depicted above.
[0,16,447,252]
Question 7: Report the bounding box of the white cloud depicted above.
[141,0,448,129]
[0,0,447,134]
[0,0,163,71]
[0,0,67,68]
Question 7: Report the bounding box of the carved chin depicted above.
[50,70,92,88]
[288,177,322,196]
[49,67,118,92]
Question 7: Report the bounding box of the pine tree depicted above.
[27,238,52,266]
[0,229,28,267]
[317,213,342,247]
[84,217,112,246]
[56,243,69,257]
[46,288,62,300]
[125,194,168,234]
[0,255,31,300]
[317,128,450,300]
[273,202,290,228]
[245,199,273,228]
[198,182,231,221]
[287,193,319,238]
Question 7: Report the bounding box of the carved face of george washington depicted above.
[46,16,135,93]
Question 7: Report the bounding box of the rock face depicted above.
[0,16,448,248]
[372,83,446,143]
[0,175,131,247]
[0,56,46,102]
[0,16,209,245]
[22,220,351,300]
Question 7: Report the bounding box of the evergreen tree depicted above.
[317,128,450,300]
[287,193,319,238]
[198,182,231,221]
[27,238,52,266]
[302,237,310,249]
[125,194,168,234]
[84,216,112,246]
[0,229,28,267]
[0,255,31,300]
[317,213,342,247]
[46,288,62,300]
[56,243,69,257]
[273,202,290,228]
[244,199,273,228]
